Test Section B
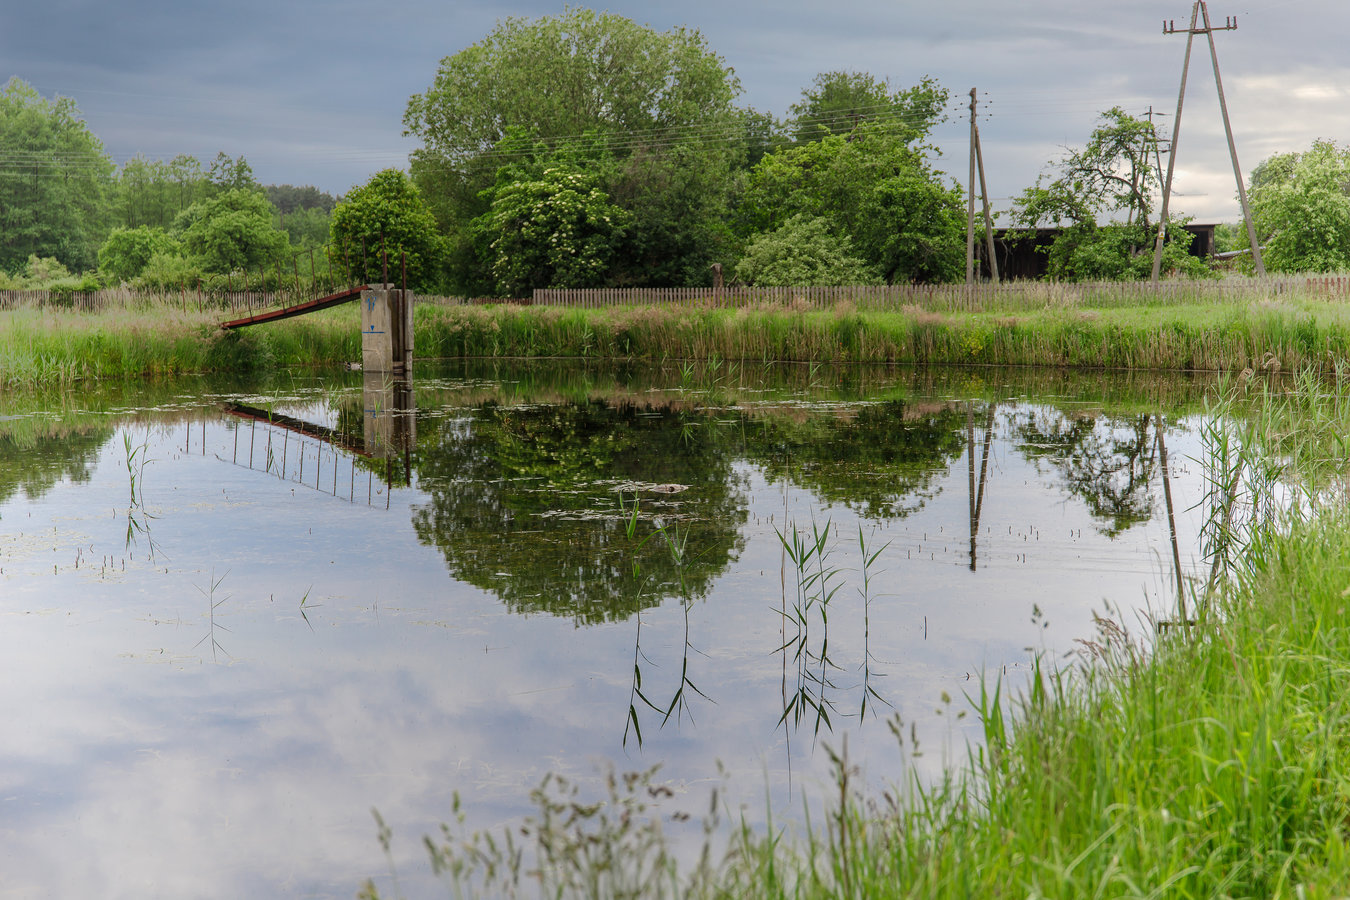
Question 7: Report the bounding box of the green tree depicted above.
[734,214,881,286]
[473,164,629,297]
[1248,141,1350,273]
[789,71,947,144]
[0,78,114,273]
[113,154,213,230]
[329,169,444,290]
[265,184,338,215]
[1009,107,1206,280]
[207,152,259,194]
[276,206,331,249]
[177,188,288,274]
[98,225,180,283]
[737,123,964,283]
[403,9,742,292]
[113,155,177,229]
[168,154,209,211]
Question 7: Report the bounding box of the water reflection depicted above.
[0,363,1222,898]
[742,401,968,520]
[410,400,748,623]
[219,375,418,504]
[1011,409,1163,537]
[0,426,110,510]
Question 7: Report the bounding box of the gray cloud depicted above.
[4,0,1340,217]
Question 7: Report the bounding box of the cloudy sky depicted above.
[4,0,1343,221]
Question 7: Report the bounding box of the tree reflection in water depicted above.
[1011,409,1161,537]
[741,400,968,520]
[411,400,748,624]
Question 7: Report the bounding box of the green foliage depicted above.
[0,77,114,273]
[1249,140,1350,273]
[330,169,444,290]
[404,8,742,292]
[111,153,213,230]
[207,152,259,194]
[1011,107,1162,231]
[178,188,288,274]
[405,8,739,173]
[134,251,202,291]
[474,165,629,297]
[1008,107,1212,281]
[789,71,947,144]
[734,214,881,286]
[604,140,735,288]
[98,226,180,283]
[738,124,964,283]
[1040,222,1210,282]
[21,254,73,284]
[277,206,331,249]
[265,183,338,215]
[736,107,790,169]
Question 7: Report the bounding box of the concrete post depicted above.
[361,284,414,375]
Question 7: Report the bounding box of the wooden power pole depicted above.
[1151,1,1265,284]
[965,88,1000,285]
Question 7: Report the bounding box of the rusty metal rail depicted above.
[219,285,370,330]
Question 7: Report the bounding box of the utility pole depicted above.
[966,91,977,285]
[966,88,1000,285]
[1144,106,1170,196]
[1151,1,1264,284]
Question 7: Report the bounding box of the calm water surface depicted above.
[0,362,1213,898]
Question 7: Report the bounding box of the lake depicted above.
[0,361,1213,897]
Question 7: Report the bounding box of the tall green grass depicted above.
[415,298,1350,374]
[9,290,1350,386]
[0,304,360,386]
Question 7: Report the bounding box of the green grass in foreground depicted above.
[363,373,1350,899]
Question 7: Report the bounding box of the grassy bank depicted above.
[7,290,1350,386]
[363,373,1350,898]
[0,304,359,386]
[414,300,1350,373]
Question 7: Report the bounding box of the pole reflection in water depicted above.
[967,401,997,571]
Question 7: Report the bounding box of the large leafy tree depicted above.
[789,71,947,145]
[1248,141,1350,273]
[737,123,964,284]
[403,9,742,292]
[473,164,628,297]
[1009,107,1206,280]
[176,188,288,274]
[0,78,114,273]
[329,169,444,290]
[97,225,180,283]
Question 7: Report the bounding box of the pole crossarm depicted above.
[1163,15,1237,34]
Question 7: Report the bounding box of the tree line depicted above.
[3,10,1348,297]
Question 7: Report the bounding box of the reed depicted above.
[413,297,1350,374]
[10,289,1350,387]
[0,305,360,387]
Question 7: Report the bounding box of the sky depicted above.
[4,0,1345,222]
